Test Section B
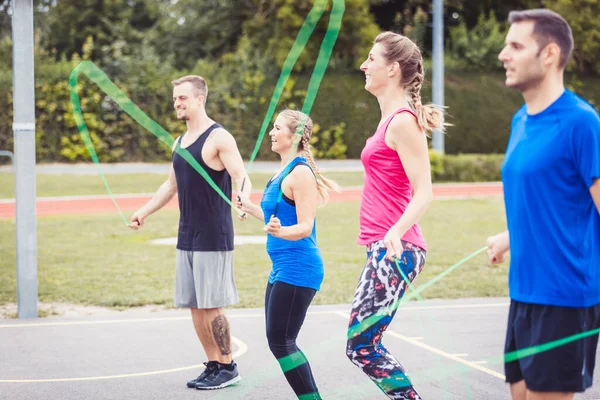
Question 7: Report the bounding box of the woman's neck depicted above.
[376,86,410,123]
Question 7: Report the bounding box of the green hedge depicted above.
[430,152,504,182]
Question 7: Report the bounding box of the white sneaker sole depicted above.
[196,375,242,390]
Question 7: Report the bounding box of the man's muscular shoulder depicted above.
[208,127,237,150]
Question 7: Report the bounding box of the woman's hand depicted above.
[264,215,282,238]
[383,226,404,261]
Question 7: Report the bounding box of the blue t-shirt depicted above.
[260,157,324,291]
[502,89,600,307]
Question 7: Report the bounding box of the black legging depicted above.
[265,281,320,399]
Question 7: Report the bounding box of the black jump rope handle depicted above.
[237,178,247,219]
[237,176,280,219]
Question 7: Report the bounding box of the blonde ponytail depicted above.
[408,68,445,133]
[300,140,341,206]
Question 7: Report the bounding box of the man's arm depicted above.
[216,129,252,198]
[591,178,600,215]
[130,164,177,229]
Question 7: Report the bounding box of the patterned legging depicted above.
[346,240,426,400]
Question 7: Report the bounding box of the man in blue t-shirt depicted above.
[487,9,600,400]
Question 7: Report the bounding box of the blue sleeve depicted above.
[571,110,600,188]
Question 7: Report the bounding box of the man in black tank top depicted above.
[130,75,252,390]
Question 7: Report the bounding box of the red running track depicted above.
[0,183,502,220]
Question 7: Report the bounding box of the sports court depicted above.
[2,298,600,400]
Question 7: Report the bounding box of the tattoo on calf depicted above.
[212,315,232,356]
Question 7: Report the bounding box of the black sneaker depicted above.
[186,361,218,388]
[195,362,241,390]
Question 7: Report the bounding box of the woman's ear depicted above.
[388,61,401,78]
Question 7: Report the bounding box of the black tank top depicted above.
[172,123,233,251]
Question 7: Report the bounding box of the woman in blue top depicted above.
[237,109,338,400]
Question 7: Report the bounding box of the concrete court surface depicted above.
[1,298,600,400]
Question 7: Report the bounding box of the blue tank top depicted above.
[172,123,233,251]
[260,157,324,291]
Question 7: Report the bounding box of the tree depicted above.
[400,6,428,48]
[239,0,380,72]
[542,0,600,74]
[445,0,540,29]
[0,0,57,68]
[0,0,10,40]
[148,0,245,69]
[40,0,158,62]
[150,0,381,75]
[369,0,540,56]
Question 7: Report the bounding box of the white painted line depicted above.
[383,330,504,380]
[397,302,508,311]
[37,193,157,201]
[408,336,424,340]
[0,303,509,328]
[0,316,192,328]
[472,361,488,365]
[450,353,469,357]
[332,311,505,381]
[0,311,344,328]
[0,336,247,383]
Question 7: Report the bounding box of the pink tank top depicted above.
[357,107,427,250]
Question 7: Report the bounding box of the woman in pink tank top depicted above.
[345,32,445,400]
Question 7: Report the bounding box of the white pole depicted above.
[432,0,445,153]
[12,0,38,319]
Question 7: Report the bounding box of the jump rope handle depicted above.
[237,177,247,219]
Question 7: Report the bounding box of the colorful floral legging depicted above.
[346,239,426,399]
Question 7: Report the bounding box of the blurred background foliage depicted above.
[0,0,598,163]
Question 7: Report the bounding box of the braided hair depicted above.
[374,32,445,133]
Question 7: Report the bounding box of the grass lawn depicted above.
[0,197,509,310]
[0,171,365,199]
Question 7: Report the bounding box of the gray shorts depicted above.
[175,250,239,309]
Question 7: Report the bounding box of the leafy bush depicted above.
[432,153,504,182]
[310,122,347,159]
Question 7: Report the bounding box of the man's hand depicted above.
[235,192,248,221]
[486,231,510,264]
[130,211,146,230]
[236,193,253,215]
